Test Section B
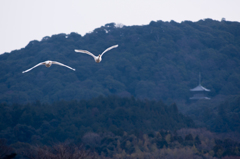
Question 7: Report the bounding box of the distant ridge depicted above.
[0,19,240,103]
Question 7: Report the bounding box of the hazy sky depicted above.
[1,0,240,54]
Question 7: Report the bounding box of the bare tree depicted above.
[21,142,103,159]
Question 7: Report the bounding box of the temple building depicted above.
[190,73,210,100]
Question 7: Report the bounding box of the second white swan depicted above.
[74,44,118,63]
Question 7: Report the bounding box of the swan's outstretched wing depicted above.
[22,62,45,73]
[74,49,97,59]
[101,44,118,56]
[52,61,75,71]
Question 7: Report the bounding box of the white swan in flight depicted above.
[74,44,118,63]
[22,60,75,73]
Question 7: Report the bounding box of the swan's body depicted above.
[22,60,75,73]
[74,44,118,63]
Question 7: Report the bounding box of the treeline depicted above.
[1,129,240,158]
[0,96,194,146]
[1,96,240,158]
[181,95,240,134]
[1,19,240,103]
[79,129,240,158]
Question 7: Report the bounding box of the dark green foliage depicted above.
[185,134,193,141]
[183,95,240,133]
[0,96,194,146]
[1,19,240,103]
[212,95,240,133]
[194,135,201,145]
[183,134,194,146]
[213,139,240,157]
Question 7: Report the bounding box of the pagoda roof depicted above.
[190,96,211,100]
[190,84,210,92]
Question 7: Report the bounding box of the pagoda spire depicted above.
[199,72,201,85]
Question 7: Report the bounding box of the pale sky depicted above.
[1,0,240,54]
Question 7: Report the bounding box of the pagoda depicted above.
[190,73,210,100]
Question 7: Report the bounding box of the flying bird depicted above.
[74,44,118,63]
[22,60,75,73]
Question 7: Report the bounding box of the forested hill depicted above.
[0,96,194,145]
[1,19,240,103]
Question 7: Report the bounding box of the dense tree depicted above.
[181,95,240,133]
[0,96,194,146]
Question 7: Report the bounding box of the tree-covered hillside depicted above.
[0,96,194,145]
[181,95,240,133]
[1,96,240,159]
[1,19,240,103]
